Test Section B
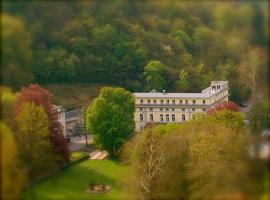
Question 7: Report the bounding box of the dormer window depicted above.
[172,100,175,104]
[203,100,206,104]
[147,99,151,104]
[192,100,196,104]
[167,100,170,104]
[185,100,188,104]
[140,99,143,104]
[180,100,183,104]
[153,99,156,104]
[161,100,164,104]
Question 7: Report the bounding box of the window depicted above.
[150,114,153,122]
[171,108,175,111]
[161,100,164,104]
[150,108,153,111]
[192,108,195,112]
[185,100,188,104]
[203,100,206,104]
[147,99,150,104]
[160,114,164,122]
[140,108,143,111]
[166,114,169,122]
[172,100,175,104]
[192,100,196,104]
[180,99,183,104]
[160,108,163,111]
[140,114,144,121]
[166,108,169,111]
[202,108,206,111]
[182,108,185,111]
[153,99,157,104]
[182,114,185,121]
[140,99,143,104]
[172,114,175,122]
[167,99,170,104]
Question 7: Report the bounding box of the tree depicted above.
[248,99,270,134]
[14,84,70,163]
[0,122,25,200]
[124,120,251,200]
[15,102,58,179]
[86,87,135,156]
[0,86,17,125]
[176,69,190,92]
[207,101,240,115]
[1,13,33,89]
[144,60,167,91]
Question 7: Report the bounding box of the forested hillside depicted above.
[1,1,268,103]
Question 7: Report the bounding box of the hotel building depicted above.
[133,81,229,132]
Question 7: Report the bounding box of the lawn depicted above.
[69,151,89,161]
[23,160,131,200]
[44,83,107,107]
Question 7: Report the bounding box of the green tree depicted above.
[86,87,135,156]
[177,69,190,92]
[0,86,17,125]
[0,122,25,200]
[15,102,57,180]
[144,60,167,91]
[1,13,33,89]
[125,120,251,200]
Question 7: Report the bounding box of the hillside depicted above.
[45,84,105,108]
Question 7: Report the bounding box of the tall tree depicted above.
[86,87,135,156]
[144,60,167,91]
[14,84,70,163]
[0,122,25,200]
[1,13,33,89]
[15,102,57,180]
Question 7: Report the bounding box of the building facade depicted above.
[134,81,229,132]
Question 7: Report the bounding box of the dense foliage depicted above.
[14,84,70,163]
[122,112,260,200]
[1,1,268,103]
[0,121,25,200]
[86,87,135,155]
[15,102,57,180]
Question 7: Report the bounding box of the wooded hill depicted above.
[1,1,268,103]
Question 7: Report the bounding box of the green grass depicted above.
[44,83,107,107]
[69,151,89,161]
[23,160,131,200]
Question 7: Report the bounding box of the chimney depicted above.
[163,90,166,94]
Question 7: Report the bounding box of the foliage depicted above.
[15,102,58,179]
[248,99,270,133]
[86,87,135,156]
[1,13,33,89]
[124,120,253,200]
[207,100,240,115]
[144,60,167,91]
[14,84,70,163]
[0,86,17,125]
[0,121,25,200]
[2,1,268,102]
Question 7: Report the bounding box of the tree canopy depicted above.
[86,87,135,156]
[1,1,268,103]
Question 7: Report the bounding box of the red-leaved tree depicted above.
[14,84,70,163]
[207,101,240,115]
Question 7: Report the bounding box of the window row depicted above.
[140,114,186,122]
[140,99,206,105]
[138,108,206,112]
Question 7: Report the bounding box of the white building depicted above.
[133,81,229,132]
[53,105,67,137]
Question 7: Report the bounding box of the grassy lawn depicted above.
[69,151,89,161]
[44,83,106,107]
[23,160,131,200]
